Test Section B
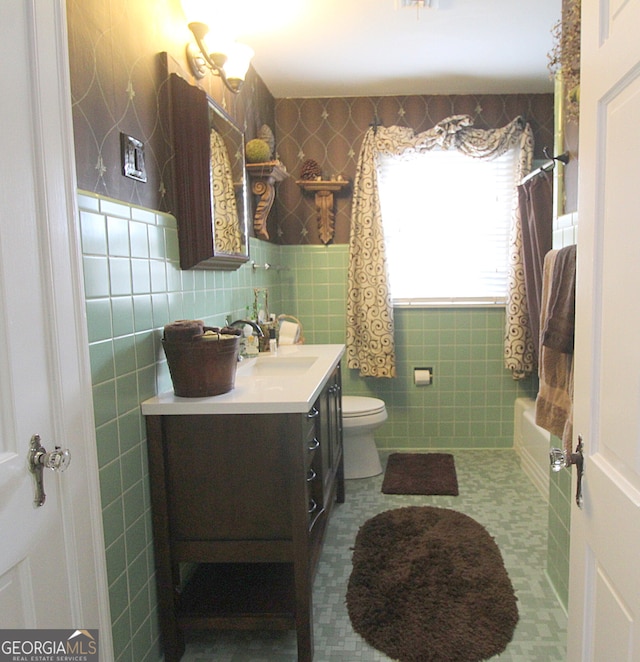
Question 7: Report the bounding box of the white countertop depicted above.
[141,343,345,415]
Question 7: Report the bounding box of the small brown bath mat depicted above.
[346,506,518,662]
[381,452,459,496]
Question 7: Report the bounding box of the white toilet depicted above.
[341,396,387,479]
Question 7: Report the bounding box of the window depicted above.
[376,145,519,306]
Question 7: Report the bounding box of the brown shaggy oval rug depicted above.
[346,506,518,662]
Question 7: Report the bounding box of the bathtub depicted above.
[514,397,551,502]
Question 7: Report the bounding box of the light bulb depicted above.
[223,41,254,86]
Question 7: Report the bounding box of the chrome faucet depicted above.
[228,319,264,337]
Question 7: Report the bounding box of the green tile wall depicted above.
[80,191,282,662]
[547,460,571,610]
[279,244,537,450]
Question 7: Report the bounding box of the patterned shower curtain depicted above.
[347,115,535,379]
[210,129,243,254]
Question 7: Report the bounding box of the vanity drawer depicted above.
[304,406,320,469]
[307,464,323,531]
[306,434,320,470]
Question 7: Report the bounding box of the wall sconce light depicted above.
[186,21,254,94]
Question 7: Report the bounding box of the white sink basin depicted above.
[238,354,318,377]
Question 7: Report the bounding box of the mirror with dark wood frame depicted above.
[169,73,249,270]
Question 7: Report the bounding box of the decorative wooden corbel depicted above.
[246,161,288,240]
[296,179,350,244]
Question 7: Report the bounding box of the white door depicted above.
[567,0,640,659]
[0,0,112,655]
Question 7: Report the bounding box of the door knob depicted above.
[28,434,71,507]
[549,435,584,508]
[549,447,567,472]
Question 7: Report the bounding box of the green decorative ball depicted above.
[245,138,271,163]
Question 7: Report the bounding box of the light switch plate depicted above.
[121,132,147,182]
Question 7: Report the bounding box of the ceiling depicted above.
[234,0,562,99]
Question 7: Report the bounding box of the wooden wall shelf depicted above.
[296,179,350,244]
[247,161,288,240]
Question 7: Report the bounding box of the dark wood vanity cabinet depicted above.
[145,365,344,662]
[317,367,344,509]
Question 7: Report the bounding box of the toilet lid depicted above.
[342,396,386,418]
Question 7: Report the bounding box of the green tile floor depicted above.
[181,450,567,661]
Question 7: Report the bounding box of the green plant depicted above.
[245,138,271,163]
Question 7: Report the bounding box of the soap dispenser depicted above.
[244,324,259,357]
[268,327,277,354]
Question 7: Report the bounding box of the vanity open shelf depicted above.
[178,563,295,628]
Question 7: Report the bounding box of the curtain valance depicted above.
[347,114,535,379]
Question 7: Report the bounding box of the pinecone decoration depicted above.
[300,159,322,181]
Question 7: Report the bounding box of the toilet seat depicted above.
[342,396,386,418]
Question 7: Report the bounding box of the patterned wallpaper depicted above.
[66,0,553,248]
[274,94,554,244]
[66,0,275,217]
